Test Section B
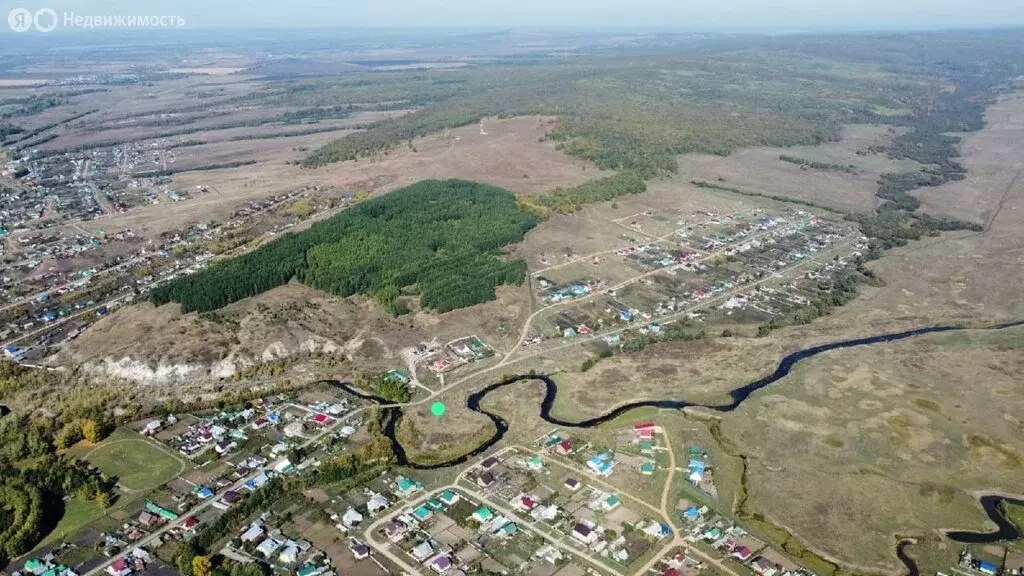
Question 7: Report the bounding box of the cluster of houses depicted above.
[233,514,328,569]
[105,549,155,576]
[569,490,670,563]
[158,396,348,460]
[384,490,516,575]
[12,555,81,576]
[421,335,494,374]
[656,549,705,576]
[680,504,803,576]
[537,278,599,305]
[1,139,339,361]
[686,444,716,496]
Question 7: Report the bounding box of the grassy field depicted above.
[81,428,186,491]
[36,498,105,549]
[718,325,1024,572]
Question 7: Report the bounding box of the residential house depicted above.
[476,471,495,488]
[531,504,559,522]
[681,506,701,522]
[732,546,753,561]
[256,538,281,558]
[600,495,621,511]
[439,489,460,506]
[412,505,433,522]
[525,455,543,471]
[751,557,780,576]
[472,507,493,523]
[278,544,300,564]
[430,556,452,574]
[516,495,538,512]
[555,440,573,455]
[106,558,131,576]
[587,453,615,476]
[367,493,390,514]
[533,544,563,564]
[495,522,517,538]
[349,541,370,560]
[395,476,423,497]
[480,457,498,470]
[240,522,265,543]
[244,472,269,491]
[385,520,407,543]
[411,541,434,561]
[342,508,363,528]
[641,522,670,539]
[572,523,598,545]
[215,440,237,455]
[183,517,200,533]
[273,458,294,474]
[564,478,581,491]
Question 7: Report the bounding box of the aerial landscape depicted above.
[0,5,1023,576]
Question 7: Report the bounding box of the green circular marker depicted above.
[430,402,446,417]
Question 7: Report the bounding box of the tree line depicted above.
[521,172,647,216]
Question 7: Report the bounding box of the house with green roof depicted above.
[602,495,621,511]
[413,505,433,521]
[472,506,493,522]
[639,440,654,453]
[439,489,460,506]
[526,455,543,471]
[24,559,46,576]
[385,369,411,384]
[395,476,423,497]
[144,500,178,521]
[640,462,656,475]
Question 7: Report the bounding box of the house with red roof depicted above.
[312,413,331,426]
[732,545,753,561]
[516,495,538,512]
[555,440,573,455]
[107,558,131,576]
[184,516,200,532]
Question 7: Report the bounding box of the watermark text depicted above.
[8,8,186,32]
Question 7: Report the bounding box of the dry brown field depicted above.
[674,124,924,214]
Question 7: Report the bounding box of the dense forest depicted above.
[295,32,1021,177]
[0,363,117,565]
[150,180,538,314]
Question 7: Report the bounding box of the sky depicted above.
[3,0,1024,31]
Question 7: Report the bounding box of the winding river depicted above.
[330,319,1024,571]
[946,495,1024,543]
[333,319,1024,470]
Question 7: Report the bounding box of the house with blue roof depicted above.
[682,506,701,522]
[688,459,706,484]
[587,453,616,476]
